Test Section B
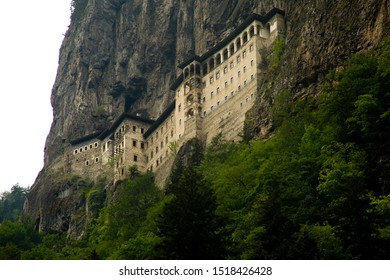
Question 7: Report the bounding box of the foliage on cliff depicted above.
[1,40,390,259]
[0,184,28,223]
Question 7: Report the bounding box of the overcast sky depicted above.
[0,1,71,193]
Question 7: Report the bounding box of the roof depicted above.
[143,101,176,139]
[97,113,154,140]
[70,113,155,145]
[177,8,285,70]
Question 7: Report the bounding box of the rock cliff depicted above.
[26,0,389,237]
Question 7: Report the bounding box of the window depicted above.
[251,74,254,80]
[96,158,99,163]
[225,96,228,101]
[132,140,137,147]
[202,97,206,103]
[179,119,182,126]
[134,155,138,162]
[161,141,164,148]
[151,151,154,159]
[90,144,93,149]
[203,111,206,116]
[243,50,247,58]
[211,106,214,111]
[210,76,214,84]
[240,102,243,108]
[224,66,228,74]
[238,85,241,91]
[230,77,233,84]
[244,80,247,86]
[237,55,241,63]
[216,87,220,94]
[171,130,174,137]
[217,101,220,106]
[225,81,228,88]
[230,61,234,69]
[238,71,241,77]
[177,90,181,97]
[156,146,159,153]
[156,132,159,138]
[74,150,78,154]
[141,128,144,133]
[210,92,214,98]
[141,142,145,149]
[156,160,159,167]
[166,136,168,144]
[231,91,234,97]
[216,71,220,79]
[84,146,88,151]
[243,66,247,73]
[250,44,254,52]
[95,142,98,148]
[85,160,89,166]
[132,126,136,132]
[251,60,254,66]
[178,104,181,112]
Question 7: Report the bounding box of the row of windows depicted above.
[74,142,99,154]
[208,45,254,85]
[205,88,255,117]
[85,157,100,166]
[148,150,170,172]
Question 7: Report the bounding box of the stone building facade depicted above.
[56,8,285,186]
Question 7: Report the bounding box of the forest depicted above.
[0,38,389,260]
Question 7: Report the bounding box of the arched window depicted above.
[249,26,255,37]
[187,94,194,104]
[203,63,208,75]
[223,48,228,60]
[262,23,271,38]
[236,37,242,50]
[195,64,201,75]
[243,32,248,43]
[216,53,222,65]
[186,108,194,118]
[184,82,190,94]
[209,58,215,71]
[184,68,189,79]
[190,64,195,76]
[229,43,235,56]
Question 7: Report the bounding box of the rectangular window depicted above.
[251,60,254,66]
[243,50,247,58]
[134,155,138,162]
[237,55,241,63]
[250,44,254,52]
[141,142,145,149]
[224,66,228,74]
[244,80,247,86]
[210,92,214,98]
[216,71,220,79]
[230,61,234,69]
[238,71,241,77]
[225,81,228,88]
[132,140,137,147]
[132,126,136,132]
[230,77,233,84]
[202,97,206,103]
[210,76,214,84]
[243,66,246,73]
[141,128,144,133]
[216,87,220,94]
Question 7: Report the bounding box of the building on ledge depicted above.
[56,8,285,186]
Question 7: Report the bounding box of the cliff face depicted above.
[26,0,389,237]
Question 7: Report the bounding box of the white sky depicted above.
[0,1,71,193]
